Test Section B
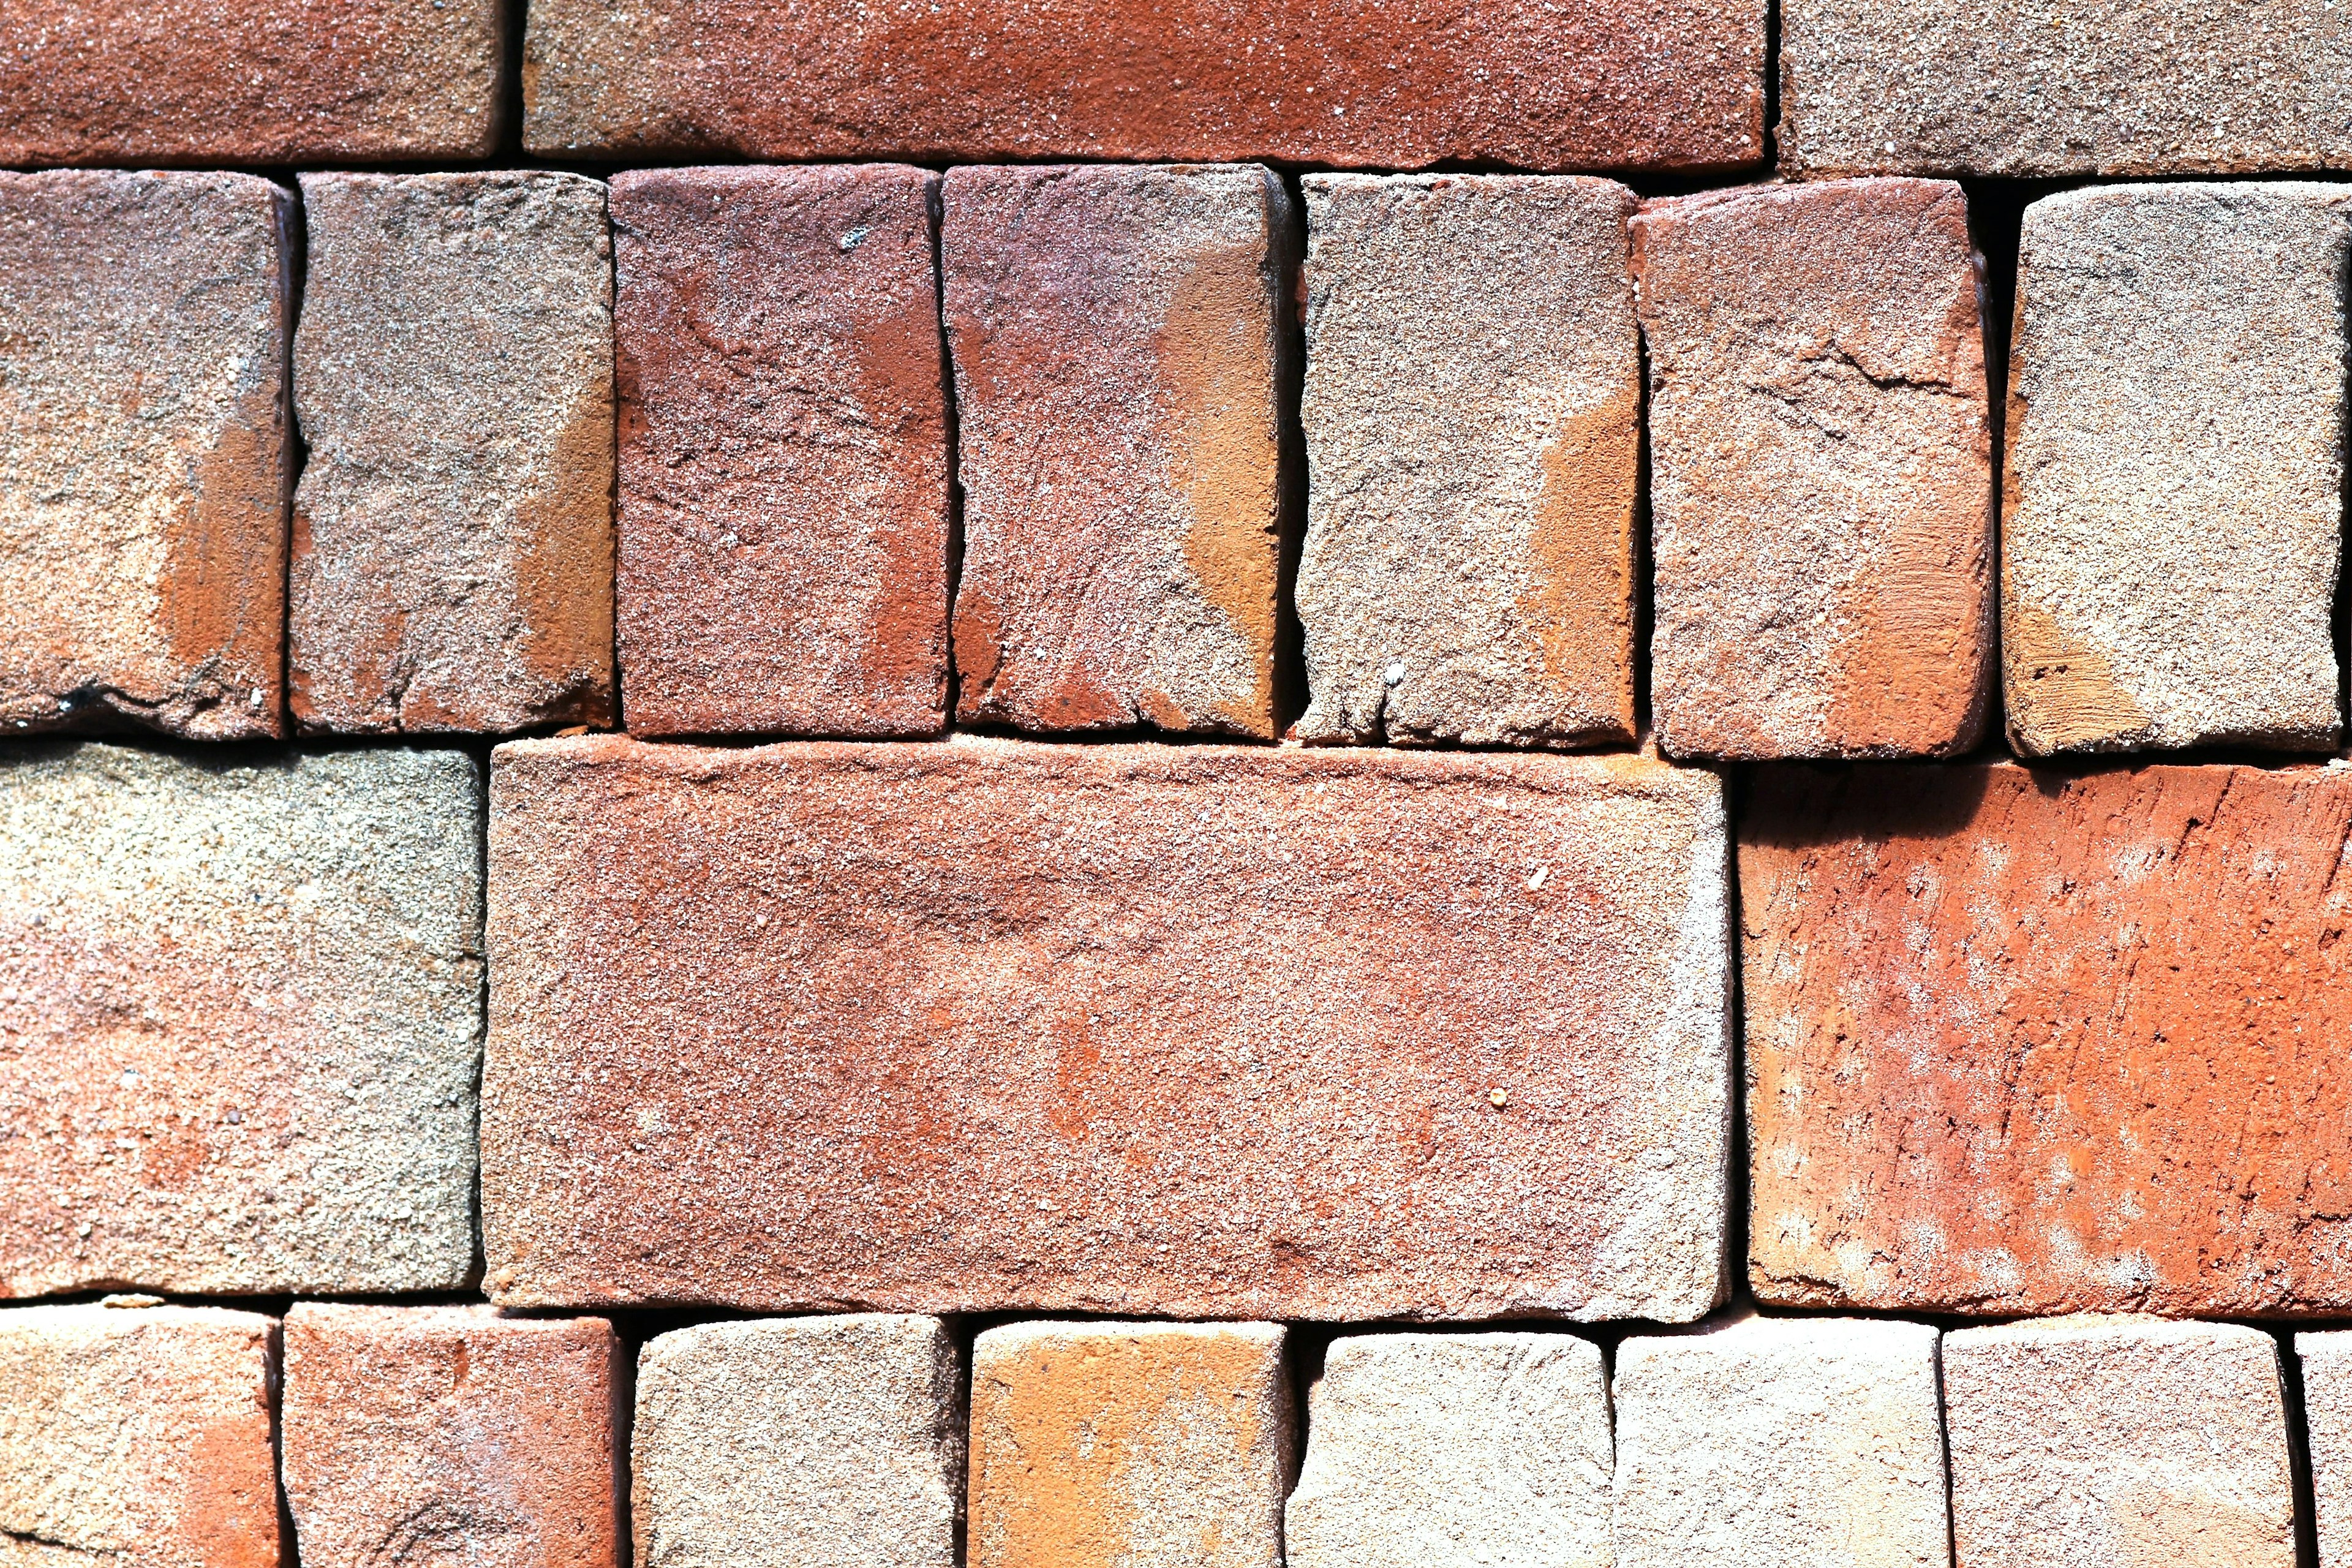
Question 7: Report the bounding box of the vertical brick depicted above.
[1284,1332,1611,1567]
[611,165,951,738]
[291,172,615,736]
[1611,1314,1948,1566]
[1944,1316,2293,1567]
[0,1301,280,1568]
[281,1305,621,1568]
[1294,175,1640,748]
[2298,1332,2352,1567]
[0,0,505,165]
[0,170,290,742]
[1635,178,1993,760]
[633,1314,962,1568]
[968,1321,1291,1568]
[942,165,1292,739]
[0,742,483,1297]
[2003,184,2348,756]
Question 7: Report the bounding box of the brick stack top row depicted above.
[2,0,2345,174]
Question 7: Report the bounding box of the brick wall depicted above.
[5,6,2352,1565]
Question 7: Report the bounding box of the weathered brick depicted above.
[291,172,615,736]
[482,735,1731,1321]
[0,170,290,742]
[522,1,1765,172]
[633,1314,961,1568]
[1945,1316,2293,1567]
[2004,184,2348,756]
[1295,175,1639,748]
[1611,1314,1948,1566]
[943,165,1291,738]
[0,1300,280,1568]
[0,743,482,1297]
[1781,1,2352,178]
[1743,760,2352,1317]
[281,1305,620,1568]
[1284,1332,1611,1567]
[1635,178,1993,760]
[0,0,504,165]
[611,165,950,739]
[2299,1332,2352,1567]
[968,1321,1290,1568]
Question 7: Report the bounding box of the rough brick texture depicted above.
[1743,760,2352,1317]
[0,743,483,1297]
[944,165,1292,738]
[1285,1332,1612,1567]
[1944,1316,2293,1568]
[291,172,615,736]
[1611,1314,1948,1566]
[522,1,1766,172]
[2004,184,2348,756]
[611,165,951,739]
[0,170,290,742]
[281,1305,620,1568]
[0,0,505,165]
[968,1322,1291,1568]
[2299,1332,2352,1568]
[633,1314,962,1568]
[1295,174,1640,748]
[1782,1,2352,178]
[483,735,1731,1321]
[0,1301,280,1568]
[1636,178,1993,760]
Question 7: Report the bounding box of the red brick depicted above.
[943,165,1292,738]
[521,1,1766,172]
[2,1,505,165]
[611,165,951,738]
[281,1305,622,1568]
[1743,760,2352,1316]
[483,735,1733,1322]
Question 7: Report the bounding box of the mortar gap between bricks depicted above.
[2278,1325,2323,1568]
[1273,167,1311,737]
[1762,0,1782,175]
[933,170,968,735]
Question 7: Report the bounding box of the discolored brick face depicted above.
[0,170,291,742]
[1743,761,2352,1317]
[611,165,951,739]
[481,734,1732,1322]
[521,0,1766,172]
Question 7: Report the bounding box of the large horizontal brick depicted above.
[522,1,1765,172]
[483,735,1732,1320]
[0,1301,280,1567]
[1295,174,1640,748]
[0,0,504,165]
[2300,1332,2352,1567]
[633,1314,961,1568]
[2004,184,2348,756]
[1284,1332,1611,1567]
[611,165,951,739]
[1743,760,2352,1316]
[1,170,290,742]
[291,172,615,736]
[968,1321,1290,1568]
[1636,178,1993,761]
[1945,1316,2293,1567]
[1782,1,2352,178]
[943,165,1291,739]
[0,743,483,1297]
[281,1305,620,1568]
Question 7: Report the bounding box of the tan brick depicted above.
[483,735,1732,1321]
[1743,760,2352,1316]
[281,1305,621,1568]
[0,1300,280,1568]
[611,165,951,739]
[0,170,290,742]
[1635,178,1993,760]
[968,1321,1291,1568]
[291,172,614,736]
[942,165,1291,739]
[1295,174,1640,749]
[2298,1331,2352,1567]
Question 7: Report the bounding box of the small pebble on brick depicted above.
[2298,1332,2352,1567]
